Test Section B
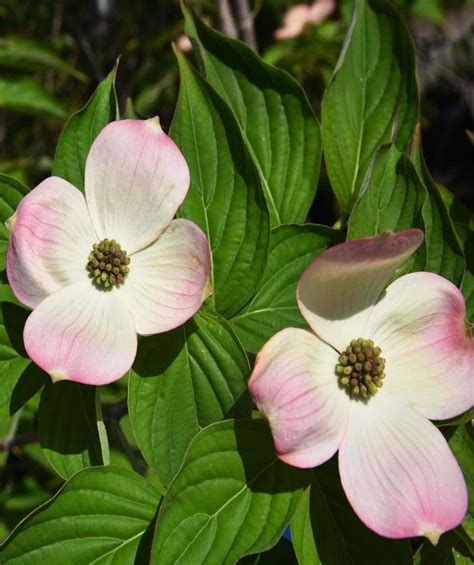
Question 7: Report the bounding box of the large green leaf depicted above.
[38,381,108,479]
[347,144,426,275]
[0,173,29,271]
[348,145,425,237]
[291,458,412,565]
[183,6,321,226]
[170,50,270,318]
[52,66,118,192]
[321,0,418,212]
[349,141,465,286]
[0,467,161,564]
[230,224,342,353]
[0,303,31,430]
[421,181,465,286]
[448,423,474,536]
[407,130,465,286]
[152,419,310,563]
[439,187,474,321]
[0,78,66,118]
[128,307,251,486]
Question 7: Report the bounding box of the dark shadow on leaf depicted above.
[135,503,161,564]
[234,418,311,495]
[2,302,28,356]
[38,381,102,464]
[132,323,197,379]
[10,364,48,415]
[223,390,252,420]
[307,455,412,565]
[238,536,297,564]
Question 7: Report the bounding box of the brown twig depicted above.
[218,0,238,39]
[233,0,257,51]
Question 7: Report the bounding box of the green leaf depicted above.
[350,139,465,286]
[347,144,426,275]
[129,307,251,486]
[439,186,474,321]
[408,131,465,286]
[0,173,29,272]
[152,419,310,563]
[415,159,465,287]
[0,284,22,306]
[348,145,425,237]
[291,458,412,565]
[434,408,474,429]
[0,303,31,428]
[230,224,343,353]
[52,65,118,192]
[0,37,87,81]
[448,423,473,529]
[183,6,321,226]
[321,0,418,211]
[0,466,161,564]
[38,382,107,479]
[0,77,66,118]
[170,49,270,318]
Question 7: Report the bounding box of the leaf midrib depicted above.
[163,457,277,562]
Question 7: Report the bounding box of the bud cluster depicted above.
[87,239,130,288]
[336,338,385,399]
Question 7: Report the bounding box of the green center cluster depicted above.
[87,239,130,288]
[336,338,385,399]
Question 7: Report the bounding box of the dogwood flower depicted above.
[7,118,211,385]
[249,229,473,542]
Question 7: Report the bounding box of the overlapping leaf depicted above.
[38,381,107,479]
[322,0,418,211]
[0,173,29,271]
[0,303,31,430]
[230,224,342,353]
[448,424,474,540]
[438,186,474,320]
[0,467,161,564]
[152,419,310,563]
[291,459,412,565]
[348,144,426,276]
[408,137,465,286]
[128,307,251,486]
[171,50,270,318]
[52,66,118,191]
[183,5,321,226]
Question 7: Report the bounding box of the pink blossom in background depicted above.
[275,0,336,40]
[249,230,473,542]
[7,118,211,386]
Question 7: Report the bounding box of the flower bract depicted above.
[249,229,473,542]
[7,118,211,385]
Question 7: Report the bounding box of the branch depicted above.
[218,0,238,39]
[233,0,257,51]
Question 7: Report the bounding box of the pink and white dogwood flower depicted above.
[7,118,211,385]
[249,229,473,542]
